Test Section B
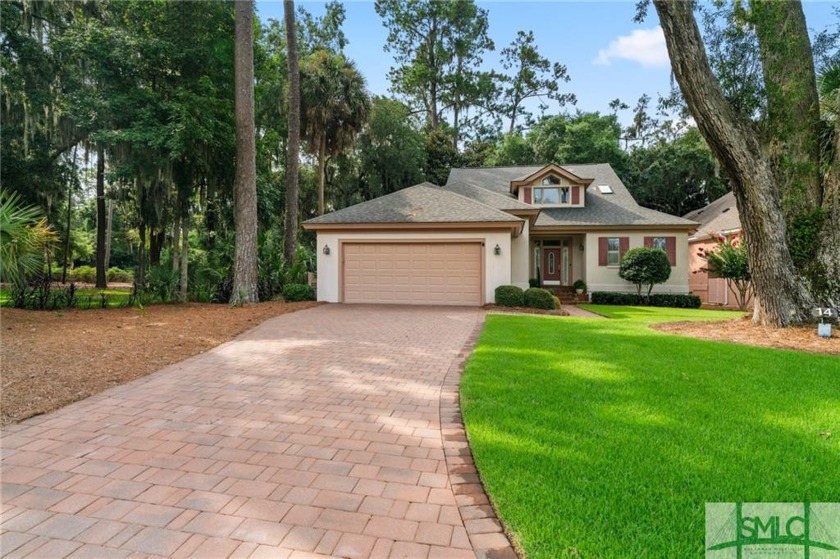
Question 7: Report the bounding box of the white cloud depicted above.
[594,27,669,68]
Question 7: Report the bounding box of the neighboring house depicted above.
[683,191,750,309]
[303,164,697,306]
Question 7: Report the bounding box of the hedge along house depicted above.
[303,164,698,306]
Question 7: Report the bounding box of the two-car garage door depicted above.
[342,242,483,306]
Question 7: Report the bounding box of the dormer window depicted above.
[534,186,570,205]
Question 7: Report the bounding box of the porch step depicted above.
[542,286,588,305]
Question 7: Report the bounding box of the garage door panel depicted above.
[342,242,482,306]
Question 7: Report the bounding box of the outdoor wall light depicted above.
[322,244,330,256]
[494,244,502,256]
[579,243,585,251]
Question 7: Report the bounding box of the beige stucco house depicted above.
[303,164,698,306]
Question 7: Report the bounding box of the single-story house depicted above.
[303,164,698,306]
[683,191,751,309]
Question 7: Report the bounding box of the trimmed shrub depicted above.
[591,291,702,309]
[495,285,524,307]
[649,293,702,309]
[282,283,315,302]
[591,291,643,305]
[551,295,562,310]
[524,287,555,310]
[619,247,671,296]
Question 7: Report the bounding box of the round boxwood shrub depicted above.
[495,285,524,307]
[282,283,315,302]
[524,287,555,310]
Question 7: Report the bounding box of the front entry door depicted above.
[542,248,562,282]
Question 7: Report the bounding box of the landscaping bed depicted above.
[654,317,839,355]
[0,300,319,427]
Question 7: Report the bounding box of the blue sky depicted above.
[256,1,836,127]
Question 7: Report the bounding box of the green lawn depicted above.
[0,287,133,308]
[461,307,840,558]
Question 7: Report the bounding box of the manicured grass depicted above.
[580,303,745,322]
[1,287,133,308]
[461,308,840,558]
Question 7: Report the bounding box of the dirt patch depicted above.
[483,304,568,316]
[0,301,319,427]
[653,317,840,356]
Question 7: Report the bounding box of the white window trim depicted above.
[607,237,621,267]
[533,186,573,207]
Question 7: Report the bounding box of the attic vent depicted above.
[597,185,614,194]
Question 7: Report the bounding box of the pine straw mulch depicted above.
[653,315,840,356]
[0,300,320,428]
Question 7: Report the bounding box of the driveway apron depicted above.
[1,305,514,558]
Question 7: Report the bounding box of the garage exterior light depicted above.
[323,245,331,255]
[494,244,502,256]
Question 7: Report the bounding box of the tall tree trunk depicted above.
[172,217,180,275]
[62,145,77,284]
[104,199,114,271]
[653,0,812,326]
[751,0,822,212]
[95,144,107,289]
[751,1,840,306]
[283,0,300,264]
[231,0,259,305]
[137,220,146,287]
[149,230,164,267]
[318,135,327,215]
[179,214,189,303]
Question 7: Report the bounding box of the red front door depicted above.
[542,248,562,282]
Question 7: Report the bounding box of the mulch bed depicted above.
[653,316,840,356]
[0,301,319,427]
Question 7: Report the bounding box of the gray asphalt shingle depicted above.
[303,183,523,225]
[683,191,740,239]
[447,164,698,228]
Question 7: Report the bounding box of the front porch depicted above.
[529,235,588,302]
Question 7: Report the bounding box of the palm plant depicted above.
[301,50,370,214]
[0,190,57,288]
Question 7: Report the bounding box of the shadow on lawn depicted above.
[461,316,840,559]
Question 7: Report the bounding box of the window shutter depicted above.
[572,186,580,204]
[619,237,629,257]
[665,237,676,266]
[644,237,653,248]
[523,188,532,204]
[598,237,608,266]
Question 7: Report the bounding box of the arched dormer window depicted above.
[542,175,561,185]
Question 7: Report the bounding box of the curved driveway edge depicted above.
[1,304,514,559]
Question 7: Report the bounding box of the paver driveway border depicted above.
[1,304,516,559]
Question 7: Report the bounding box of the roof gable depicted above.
[509,164,594,193]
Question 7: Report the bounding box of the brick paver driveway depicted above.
[1,305,515,559]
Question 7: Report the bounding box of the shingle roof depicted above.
[683,191,741,240]
[447,165,698,228]
[303,183,524,226]
[441,181,535,211]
